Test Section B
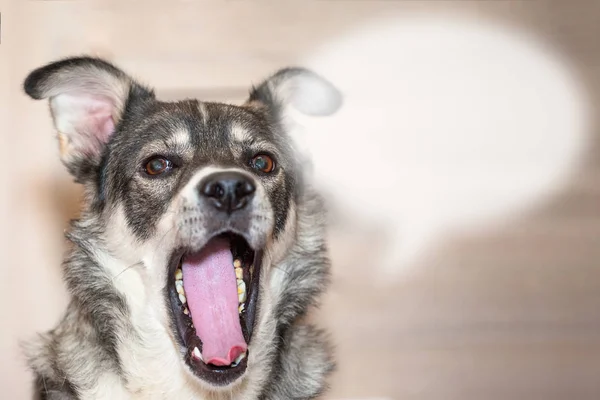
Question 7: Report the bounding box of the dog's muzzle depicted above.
[164,170,271,387]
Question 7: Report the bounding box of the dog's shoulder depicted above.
[260,323,335,400]
[26,327,80,400]
[32,377,78,400]
[23,300,120,400]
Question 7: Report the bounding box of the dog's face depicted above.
[24,58,341,391]
[103,100,294,386]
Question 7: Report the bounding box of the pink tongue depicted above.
[182,238,247,366]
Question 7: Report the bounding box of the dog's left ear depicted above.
[244,67,342,119]
[24,56,154,180]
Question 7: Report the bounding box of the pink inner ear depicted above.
[60,93,117,157]
[86,102,115,145]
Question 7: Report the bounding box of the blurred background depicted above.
[2,1,600,399]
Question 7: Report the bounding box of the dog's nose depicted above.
[199,172,256,214]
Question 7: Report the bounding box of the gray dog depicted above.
[22,57,341,399]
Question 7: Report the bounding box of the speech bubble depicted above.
[290,15,590,277]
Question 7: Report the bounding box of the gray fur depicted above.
[259,325,335,400]
[23,57,341,399]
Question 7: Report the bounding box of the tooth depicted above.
[238,304,245,314]
[176,285,185,295]
[233,259,242,268]
[175,279,183,287]
[175,269,183,280]
[183,307,189,315]
[192,346,203,361]
[232,351,246,367]
[179,293,187,304]
[237,279,246,294]
[235,267,243,280]
[237,279,246,303]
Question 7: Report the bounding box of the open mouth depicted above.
[166,232,262,386]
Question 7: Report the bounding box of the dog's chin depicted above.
[164,231,263,387]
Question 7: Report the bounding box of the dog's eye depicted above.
[145,157,172,176]
[250,154,275,173]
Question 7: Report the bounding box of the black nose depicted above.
[199,172,256,214]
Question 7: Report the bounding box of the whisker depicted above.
[149,225,178,272]
[112,261,143,281]
[271,264,291,277]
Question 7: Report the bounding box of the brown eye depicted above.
[145,157,172,176]
[250,154,275,173]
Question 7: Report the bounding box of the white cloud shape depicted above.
[291,15,590,277]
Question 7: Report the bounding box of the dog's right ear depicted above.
[24,57,154,181]
[244,67,343,120]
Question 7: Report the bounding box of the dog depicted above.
[22,56,342,399]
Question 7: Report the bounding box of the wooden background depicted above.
[1,1,599,399]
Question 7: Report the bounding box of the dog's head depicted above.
[24,57,341,391]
